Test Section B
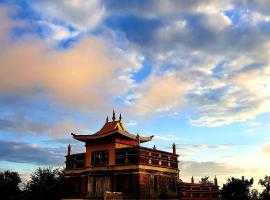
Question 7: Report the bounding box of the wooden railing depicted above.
[66,153,85,169]
[66,146,179,170]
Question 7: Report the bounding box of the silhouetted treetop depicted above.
[220,176,254,200]
[24,167,65,200]
[0,170,22,200]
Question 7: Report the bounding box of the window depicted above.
[69,178,81,195]
[92,150,109,166]
[115,148,139,165]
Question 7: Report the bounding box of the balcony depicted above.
[66,153,85,169]
[65,146,178,170]
[115,146,178,169]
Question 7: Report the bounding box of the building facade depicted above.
[179,180,219,200]
[63,111,179,199]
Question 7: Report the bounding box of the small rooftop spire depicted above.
[106,116,109,123]
[172,143,176,154]
[119,113,122,121]
[112,109,116,121]
[191,176,194,183]
[214,175,218,186]
[136,133,140,146]
[67,144,71,156]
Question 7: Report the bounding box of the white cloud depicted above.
[37,21,80,42]
[127,121,137,126]
[105,0,233,18]
[32,0,105,31]
[154,134,179,141]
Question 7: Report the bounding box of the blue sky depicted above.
[0,0,270,189]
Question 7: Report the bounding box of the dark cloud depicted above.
[0,114,84,137]
[0,96,89,137]
[0,116,52,135]
[105,15,163,46]
[0,140,65,165]
[103,0,270,56]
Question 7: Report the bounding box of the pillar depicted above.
[109,149,115,165]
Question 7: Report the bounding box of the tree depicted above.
[220,176,254,200]
[200,176,212,184]
[24,167,65,200]
[0,170,22,200]
[259,175,270,200]
[250,189,259,200]
[259,175,270,196]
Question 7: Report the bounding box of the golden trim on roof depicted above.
[71,111,154,143]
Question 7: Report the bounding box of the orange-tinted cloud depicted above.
[134,73,191,115]
[0,5,26,45]
[262,144,270,155]
[0,6,126,112]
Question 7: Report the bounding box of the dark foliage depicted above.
[259,175,270,200]
[23,167,65,200]
[200,176,213,184]
[250,189,259,200]
[2,168,270,200]
[0,170,22,200]
[220,176,254,200]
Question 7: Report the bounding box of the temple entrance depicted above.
[87,175,111,198]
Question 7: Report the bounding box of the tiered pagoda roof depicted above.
[72,110,153,143]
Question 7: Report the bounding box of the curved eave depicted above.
[71,130,153,143]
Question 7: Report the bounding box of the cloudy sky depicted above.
[0,0,270,188]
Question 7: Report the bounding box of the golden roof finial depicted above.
[112,109,116,121]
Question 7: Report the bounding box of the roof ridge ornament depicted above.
[106,116,109,123]
[119,113,122,121]
[172,143,176,154]
[112,109,116,121]
[214,175,218,186]
[136,133,140,146]
[67,144,71,156]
